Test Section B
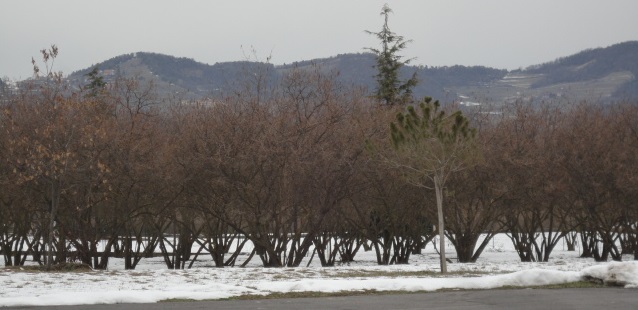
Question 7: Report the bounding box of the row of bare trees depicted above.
[1,63,637,269]
[473,103,638,262]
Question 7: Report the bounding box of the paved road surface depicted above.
[7,288,638,309]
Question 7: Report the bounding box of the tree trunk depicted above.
[434,175,447,273]
[46,181,60,270]
[565,231,577,251]
[339,236,362,263]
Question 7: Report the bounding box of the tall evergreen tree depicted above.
[0,78,6,98]
[85,66,106,97]
[366,4,417,106]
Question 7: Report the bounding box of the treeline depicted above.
[66,51,509,103]
[1,65,637,270]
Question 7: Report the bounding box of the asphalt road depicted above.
[7,288,638,310]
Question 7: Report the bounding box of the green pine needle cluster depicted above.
[391,97,476,150]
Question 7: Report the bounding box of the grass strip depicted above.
[160,281,607,303]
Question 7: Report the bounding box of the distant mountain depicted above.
[66,41,638,105]
[524,41,638,98]
[449,41,638,105]
[67,52,275,99]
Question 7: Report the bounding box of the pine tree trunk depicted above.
[434,175,447,273]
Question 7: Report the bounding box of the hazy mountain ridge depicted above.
[66,41,638,103]
[450,41,638,104]
[522,41,638,99]
[525,41,638,82]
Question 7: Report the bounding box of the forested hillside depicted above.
[67,52,508,102]
[64,41,637,105]
[524,41,638,98]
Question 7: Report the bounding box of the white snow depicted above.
[581,261,638,288]
[1,234,637,307]
[251,268,583,293]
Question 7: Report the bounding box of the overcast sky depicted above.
[2,0,637,80]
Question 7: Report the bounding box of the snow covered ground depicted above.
[1,234,637,307]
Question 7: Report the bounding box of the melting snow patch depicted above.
[2,234,638,308]
[581,261,638,288]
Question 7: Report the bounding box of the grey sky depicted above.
[1,0,637,80]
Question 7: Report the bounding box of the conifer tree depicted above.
[85,66,106,97]
[366,4,417,106]
[390,97,476,273]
